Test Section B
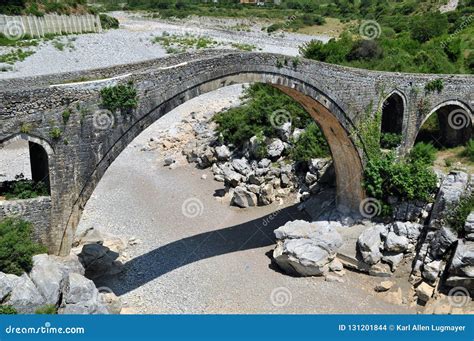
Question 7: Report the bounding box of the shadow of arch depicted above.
[415,100,473,148]
[0,133,53,193]
[60,72,366,254]
[95,204,310,296]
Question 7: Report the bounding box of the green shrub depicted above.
[100,82,138,114]
[0,305,17,314]
[62,109,71,123]
[290,122,329,162]
[425,79,444,93]
[409,142,437,165]
[0,218,47,276]
[380,132,402,149]
[35,304,58,314]
[99,13,119,29]
[2,178,48,200]
[347,40,383,61]
[410,13,448,43]
[462,139,474,162]
[446,193,474,233]
[364,152,438,205]
[49,127,61,140]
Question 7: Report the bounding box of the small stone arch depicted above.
[416,100,473,148]
[380,90,405,138]
[0,133,53,194]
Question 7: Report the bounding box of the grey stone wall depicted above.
[0,196,51,246]
[0,51,472,255]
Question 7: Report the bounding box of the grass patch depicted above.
[1,175,49,200]
[0,49,34,64]
[153,32,219,53]
[35,304,58,314]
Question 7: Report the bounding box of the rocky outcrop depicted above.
[356,221,423,275]
[410,171,473,303]
[272,220,343,277]
[0,253,116,314]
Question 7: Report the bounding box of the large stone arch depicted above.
[58,71,366,254]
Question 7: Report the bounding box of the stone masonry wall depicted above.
[0,51,472,255]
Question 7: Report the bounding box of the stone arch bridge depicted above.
[0,50,472,255]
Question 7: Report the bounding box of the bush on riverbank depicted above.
[212,84,329,162]
[0,218,47,276]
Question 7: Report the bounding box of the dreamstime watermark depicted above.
[181,197,204,218]
[270,287,292,307]
[269,109,292,129]
[3,21,25,41]
[5,321,85,335]
[359,20,381,40]
[440,15,473,49]
[448,108,471,130]
[93,109,115,130]
[447,286,470,308]
[359,197,382,219]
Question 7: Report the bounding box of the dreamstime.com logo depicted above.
[358,197,382,219]
[269,109,292,129]
[447,286,471,308]
[4,321,85,335]
[3,21,25,41]
[270,287,292,307]
[448,108,471,130]
[93,109,115,130]
[359,20,381,40]
[181,197,204,218]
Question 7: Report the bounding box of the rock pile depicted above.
[410,171,473,303]
[0,254,119,314]
[356,221,423,274]
[150,110,335,208]
[272,220,345,279]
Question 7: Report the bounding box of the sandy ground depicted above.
[74,86,415,314]
[0,12,328,79]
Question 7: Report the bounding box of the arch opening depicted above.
[60,73,366,255]
[380,92,404,149]
[416,103,473,149]
[0,135,51,199]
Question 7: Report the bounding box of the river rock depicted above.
[391,221,422,242]
[7,274,46,313]
[449,239,474,278]
[215,145,231,161]
[429,226,458,259]
[231,186,258,208]
[385,232,409,253]
[259,183,275,205]
[61,273,109,314]
[416,282,434,302]
[29,254,64,305]
[465,212,474,241]
[357,225,385,265]
[231,158,252,175]
[267,138,284,159]
[273,220,343,276]
[78,244,120,279]
[382,252,404,271]
[0,272,18,302]
[429,171,469,229]
[422,260,442,283]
